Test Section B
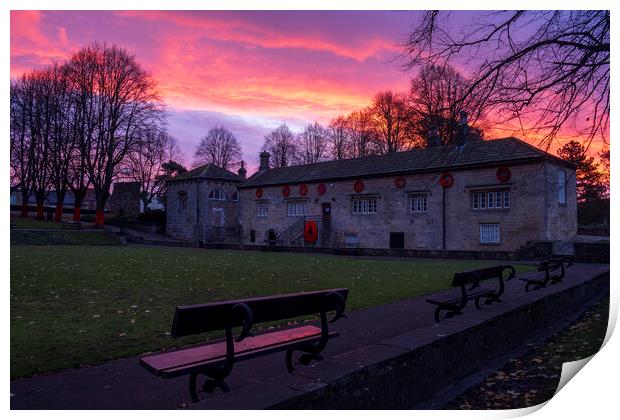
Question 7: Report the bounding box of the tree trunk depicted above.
[95,207,105,227]
[73,206,81,222]
[54,191,65,222]
[35,201,44,220]
[20,202,29,218]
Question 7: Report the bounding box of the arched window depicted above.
[231,191,239,201]
[178,191,188,211]
[208,188,227,201]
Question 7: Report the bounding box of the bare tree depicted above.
[64,42,164,226]
[370,90,416,154]
[46,63,77,221]
[262,124,298,168]
[126,128,181,210]
[19,68,55,220]
[10,76,34,217]
[327,116,350,160]
[193,126,242,170]
[297,122,329,164]
[346,109,379,158]
[410,63,486,146]
[402,11,610,149]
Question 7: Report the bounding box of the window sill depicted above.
[479,242,501,246]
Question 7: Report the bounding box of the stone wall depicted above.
[108,182,140,217]
[166,179,240,243]
[238,162,577,252]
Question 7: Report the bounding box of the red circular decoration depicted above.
[317,183,326,195]
[282,185,290,197]
[394,177,406,188]
[439,173,454,188]
[255,188,263,198]
[353,180,365,193]
[496,167,512,183]
[304,220,318,243]
[299,184,308,196]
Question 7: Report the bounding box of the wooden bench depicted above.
[519,257,574,292]
[139,288,349,402]
[61,221,81,230]
[426,265,515,322]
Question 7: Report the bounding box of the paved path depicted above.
[10,263,609,409]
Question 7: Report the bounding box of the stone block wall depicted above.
[238,161,577,252]
[166,178,241,243]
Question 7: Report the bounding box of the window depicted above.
[480,223,500,244]
[287,200,307,217]
[352,197,377,214]
[208,188,227,201]
[472,190,510,210]
[409,195,428,213]
[231,191,239,201]
[558,170,567,205]
[345,233,359,248]
[178,191,187,211]
[256,202,269,217]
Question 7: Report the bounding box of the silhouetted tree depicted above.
[557,140,606,201]
[126,129,181,211]
[262,124,298,168]
[194,126,242,170]
[297,122,329,164]
[346,109,379,158]
[402,11,609,150]
[370,90,416,153]
[410,63,486,146]
[64,42,164,226]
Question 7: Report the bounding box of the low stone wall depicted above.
[191,269,608,410]
[272,273,608,409]
[575,242,610,263]
[201,243,520,260]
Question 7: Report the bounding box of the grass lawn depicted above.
[10,245,533,379]
[11,230,120,246]
[10,217,67,230]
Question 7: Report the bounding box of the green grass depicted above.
[10,217,66,230]
[10,245,533,379]
[11,230,120,246]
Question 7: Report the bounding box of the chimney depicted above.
[455,111,470,146]
[426,128,442,148]
[259,151,270,171]
[237,161,247,179]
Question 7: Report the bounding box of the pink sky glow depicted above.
[10,10,605,173]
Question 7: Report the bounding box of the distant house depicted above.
[10,189,98,210]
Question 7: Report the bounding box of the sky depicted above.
[10,10,606,173]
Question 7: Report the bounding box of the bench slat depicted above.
[140,325,325,377]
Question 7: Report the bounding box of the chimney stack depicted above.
[259,151,270,171]
[426,127,442,148]
[237,160,247,179]
[456,111,470,146]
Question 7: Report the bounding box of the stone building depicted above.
[166,137,577,253]
[166,163,245,243]
[237,137,577,253]
[109,182,141,217]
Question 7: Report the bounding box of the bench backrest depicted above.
[451,265,510,288]
[171,288,349,337]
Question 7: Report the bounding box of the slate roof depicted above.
[240,137,574,188]
[169,164,243,183]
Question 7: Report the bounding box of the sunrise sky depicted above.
[10,10,605,173]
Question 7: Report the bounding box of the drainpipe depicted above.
[442,187,446,250]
